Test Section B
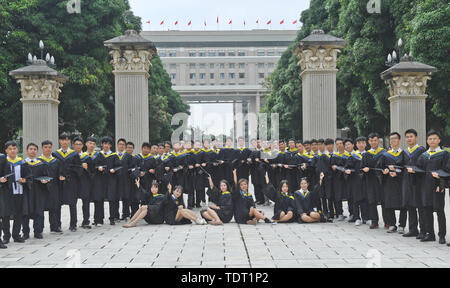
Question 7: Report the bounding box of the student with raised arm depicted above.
[163,185,207,225]
[123,178,167,228]
[294,176,322,224]
[201,175,234,225]
[263,175,295,223]
[232,169,267,225]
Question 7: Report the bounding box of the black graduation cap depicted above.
[199,166,211,178]
[1,173,15,180]
[405,165,426,173]
[435,169,450,178]
[35,176,54,182]
[112,166,123,172]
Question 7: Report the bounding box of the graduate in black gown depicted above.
[284,139,299,192]
[22,143,50,240]
[123,179,167,227]
[163,185,207,225]
[132,143,155,210]
[248,139,264,205]
[263,177,295,223]
[115,138,134,221]
[192,140,207,208]
[53,133,82,232]
[2,141,27,244]
[201,176,234,224]
[235,136,251,182]
[415,131,449,244]
[39,140,62,233]
[344,137,369,226]
[361,133,386,229]
[232,169,267,225]
[273,140,287,189]
[72,137,92,229]
[293,176,322,223]
[330,138,347,221]
[378,132,408,234]
[218,137,235,186]
[183,141,196,209]
[0,152,9,248]
[403,129,427,238]
[91,136,121,226]
[318,139,334,220]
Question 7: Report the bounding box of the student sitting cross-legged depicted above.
[263,175,296,223]
[163,184,207,225]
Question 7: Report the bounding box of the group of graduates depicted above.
[0,129,449,250]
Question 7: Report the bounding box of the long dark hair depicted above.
[219,180,231,192]
[277,180,290,195]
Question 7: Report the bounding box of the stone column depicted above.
[9,60,67,153]
[294,29,346,140]
[381,55,437,147]
[105,30,156,152]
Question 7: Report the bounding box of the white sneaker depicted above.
[398,227,405,234]
[195,218,207,225]
[366,220,372,226]
[337,215,345,221]
[387,226,397,233]
[355,219,362,226]
[95,223,103,227]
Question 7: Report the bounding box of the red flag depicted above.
[188,20,191,26]
[174,20,178,25]
[160,20,164,25]
[243,20,246,26]
[292,20,298,24]
[146,20,150,24]
[217,16,219,24]
[229,20,232,24]
[280,20,284,24]
[267,20,271,25]
[204,20,207,26]
[256,19,259,24]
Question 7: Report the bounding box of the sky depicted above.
[129,0,310,135]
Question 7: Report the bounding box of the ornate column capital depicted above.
[385,73,431,100]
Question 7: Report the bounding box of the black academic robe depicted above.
[206,187,234,223]
[416,149,450,210]
[249,149,262,186]
[0,154,9,217]
[330,152,349,201]
[378,150,407,209]
[163,193,191,225]
[293,152,312,191]
[284,149,298,191]
[263,183,295,221]
[38,156,62,210]
[293,185,321,221]
[171,151,187,187]
[345,151,366,202]
[155,153,174,194]
[191,149,207,192]
[116,152,134,201]
[53,149,83,206]
[140,186,166,224]
[317,152,333,199]
[218,147,235,185]
[235,147,251,181]
[232,185,255,224]
[91,151,121,202]
[22,159,48,216]
[402,146,426,208]
[184,150,196,194]
[361,148,386,205]
[209,149,223,188]
[77,152,93,201]
[273,151,287,187]
[3,158,26,216]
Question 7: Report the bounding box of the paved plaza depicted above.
[1,191,449,268]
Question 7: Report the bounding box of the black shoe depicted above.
[264,217,272,224]
[110,220,115,226]
[81,224,92,229]
[447,243,450,247]
[22,234,29,240]
[195,204,201,208]
[439,237,446,245]
[69,226,77,232]
[120,216,129,221]
[34,233,43,239]
[51,228,63,234]
[416,232,425,240]
[13,237,25,243]
[3,238,10,245]
[0,242,7,249]
[420,234,436,242]
[187,206,194,210]
[403,231,419,237]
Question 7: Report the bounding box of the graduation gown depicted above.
[3,158,26,216]
[249,149,262,186]
[209,149,223,188]
[361,148,385,205]
[77,152,93,201]
[263,183,295,221]
[53,149,82,206]
[293,185,321,221]
[206,187,234,223]
[345,151,366,202]
[116,152,134,201]
[22,159,48,216]
[0,154,10,217]
[191,149,207,192]
[273,150,287,187]
[378,150,407,209]
[235,147,251,181]
[91,151,120,202]
[140,186,166,224]
[232,185,256,224]
[218,147,235,185]
[416,149,450,210]
[171,151,187,187]
[284,149,298,191]
[330,152,350,201]
[163,193,191,225]
[293,152,312,191]
[402,145,426,208]
[38,155,61,210]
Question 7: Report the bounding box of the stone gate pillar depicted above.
[294,29,346,140]
[381,55,437,147]
[9,60,67,153]
[104,30,156,152]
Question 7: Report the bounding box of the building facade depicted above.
[141,29,297,140]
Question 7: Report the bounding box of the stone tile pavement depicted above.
[1,191,449,268]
